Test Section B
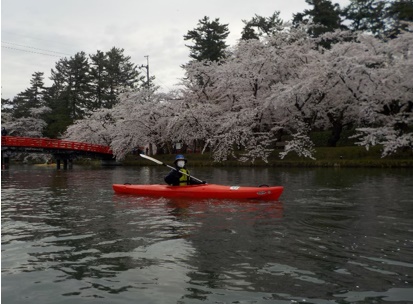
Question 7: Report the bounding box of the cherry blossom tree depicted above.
[352,26,413,156]
[179,49,276,158]
[109,90,177,159]
[63,88,180,160]
[177,25,316,162]
[270,30,383,148]
[64,108,115,145]
[265,25,412,157]
[1,106,50,137]
[61,24,412,162]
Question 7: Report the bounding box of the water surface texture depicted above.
[2,165,413,303]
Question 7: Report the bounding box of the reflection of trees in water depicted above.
[2,169,182,291]
[21,199,149,283]
[165,200,285,300]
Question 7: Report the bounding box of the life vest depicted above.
[179,168,190,186]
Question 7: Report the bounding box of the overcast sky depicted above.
[1,0,350,100]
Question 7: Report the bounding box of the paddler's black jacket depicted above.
[164,166,204,186]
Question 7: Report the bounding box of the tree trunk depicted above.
[327,122,343,147]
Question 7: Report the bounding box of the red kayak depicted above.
[112,184,283,201]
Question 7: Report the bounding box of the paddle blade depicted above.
[139,154,164,165]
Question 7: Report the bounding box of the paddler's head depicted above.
[174,154,187,168]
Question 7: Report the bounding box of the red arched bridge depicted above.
[1,136,114,169]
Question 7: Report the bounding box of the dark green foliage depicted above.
[342,0,413,38]
[293,0,343,37]
[6,47,143,138]
[9,72,46,118]
[184,16,230,62]
[49,52,92,121]
[89,50,108,110]
[43,83,74,138]
[1,98,13,115]
[89,47,143,110]
[342,0,388,37]
[47,48,142,137]
[241,12,284,40]
[104,47,143,108]
[310,130,358,147]
[386,0,413,37]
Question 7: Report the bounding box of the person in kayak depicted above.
[164,154,205,186]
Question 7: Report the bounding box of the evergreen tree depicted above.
[6,47,144,138]
[241,12,284,40]
[293,0,343,37]
[342,0,388,37]
[103,47,144,108]
[29,71,46,106]
[89,50,109,109]
[386,0,413,37]
[342,0,413,38]
[10,72,46,118]
[43,84,72,138]
[47,52,92,138]
[104,47,142,108]
[90,48,143,109]
[184,16,230,62]
[1,98,13,115]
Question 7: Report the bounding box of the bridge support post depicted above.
[1,152,10,170]
[61,159,73,170]
[55,156,72,170]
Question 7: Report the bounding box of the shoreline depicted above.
[122,146,413,168]
[5,147,413,168]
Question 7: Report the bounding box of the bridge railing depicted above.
[1,136,112,155]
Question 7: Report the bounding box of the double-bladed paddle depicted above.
[140,154,205,184]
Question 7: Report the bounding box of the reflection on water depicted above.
[2,165,413,303]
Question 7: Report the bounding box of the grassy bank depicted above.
[122,146,413,168]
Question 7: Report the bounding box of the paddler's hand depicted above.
[173,171,182,178]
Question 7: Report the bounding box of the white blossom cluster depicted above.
[2,106,51,138]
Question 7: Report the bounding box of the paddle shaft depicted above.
[140,154,204,183]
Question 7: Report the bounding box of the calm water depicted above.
[1,165,413,304]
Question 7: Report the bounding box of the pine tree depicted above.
[43,84,73,138]
[184,16,230,62]
[10,72,46,118]
[241,12,284,40]
[89,50,109,109]
[7,47,144,138]
[47,51,92,138]
[342,0,413,38]
[342,0,388,37]
[386,0,413,37]
[104,47,142,108]
[1,98,13,115]
[293,0,343,37]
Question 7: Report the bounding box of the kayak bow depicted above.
[113,183,283,201]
